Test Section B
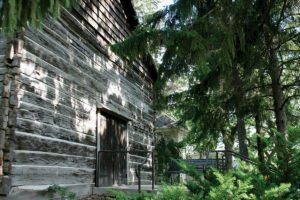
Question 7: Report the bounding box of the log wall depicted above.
[1,0,155,195]
[0,35,8,194]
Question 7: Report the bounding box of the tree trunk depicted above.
[222,127,236,171]
[270,48,287,135]
[269,46,289,176]
[255,114,264,163]
[236,113,249,158]
[232,65,249,158]
[224,143,233,171]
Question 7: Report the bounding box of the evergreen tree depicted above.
[111,0,300,159]
[0,0,77,36]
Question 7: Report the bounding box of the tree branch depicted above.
[277,32,300,49]
[276,0,288,30]
[287,113,300,119]
[282,81,300,89]
[280,57,300,65]
[245,84,272,92]
[281,94,300,110]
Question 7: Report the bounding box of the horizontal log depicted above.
[129,139,153,151]
[15,117,96,145]
[0,55,5,62]
[58,10,153,87]
[18,72,97,114]
[21,38,152,109]
[78,3,123,43]
[128,162,152,172]
[17,101,96,135]
[18,89,92,121]
[128,154,153,164]
[129,138,153,149]
[128,135,153,147]
[82,0,129,38]
[12,150,95,169]
[11,165,95,186]
[129,129,154,141]
[18,72,153,129]
[13,131,96,157]
[19,64,88,101]
[128,171,153,181]
[0,41,7,55]
[23,30,153,98]
[98,0,130,33]
[7,183,93,200]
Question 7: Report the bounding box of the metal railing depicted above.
[210,150,257,166]
[168,150,260,175]
[97,150,154,193]
[135,151,154,193]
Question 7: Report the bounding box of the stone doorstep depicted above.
[1,184,159,200]
[3,183,94,200]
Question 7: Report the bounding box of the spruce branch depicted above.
[281,94,300,110]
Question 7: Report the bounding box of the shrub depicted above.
[48,184,76,200]
[107,124,300,199]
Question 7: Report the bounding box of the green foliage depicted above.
[257,124,300,197]
[207,169,255,200]
[108,189,154,200]
[48,184,76,200]
[0,0,78,37]
[108,184,187,200]
[156,138,183,182]
[110,163,296,200]
[176,161,295,200]
[112,0,300,160]
[110,124,300,199]
[154,184,189,200]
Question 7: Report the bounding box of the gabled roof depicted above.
[155,115,178,129]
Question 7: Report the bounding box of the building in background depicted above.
[155,114,199,159]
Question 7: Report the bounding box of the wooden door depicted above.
[97,111,127,186]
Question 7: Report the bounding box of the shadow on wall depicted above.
[10,0,155,187]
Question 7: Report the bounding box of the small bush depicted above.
[48,184,76,200]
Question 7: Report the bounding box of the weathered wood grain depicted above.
[12,150,95,169]
[11,165,95,186]
[15,118,96,145]
[3,0,156,191]
[13,131,96,157]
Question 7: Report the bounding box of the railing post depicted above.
[152,152,154,191]
[96,151,99,187]
[222,155,226,173]
[216,152,219,170]
[138,165,141,193]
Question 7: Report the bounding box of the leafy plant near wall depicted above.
[48,184,76,200]
[0,0,78,36]
[156,138,183,182]
[108,184,188,200]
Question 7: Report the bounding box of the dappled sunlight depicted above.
[2,0,156,193]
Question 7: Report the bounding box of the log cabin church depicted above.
[0,0,156,198]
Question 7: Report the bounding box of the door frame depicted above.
[95,106,132,187]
